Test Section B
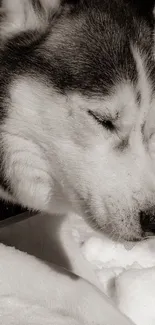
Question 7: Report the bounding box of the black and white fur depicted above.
[0,0,155,241]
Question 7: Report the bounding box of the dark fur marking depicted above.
[140,208,155,232]
[116,138,129,152]
[31,0,43,13]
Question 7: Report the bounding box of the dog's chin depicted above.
[103,229,143,243]
[83,213,143,242]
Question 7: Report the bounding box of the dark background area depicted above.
[129,0,155,22]
[0,201,27,222]
[130,0,155,13]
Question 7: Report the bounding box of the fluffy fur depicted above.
[0,0,155,241]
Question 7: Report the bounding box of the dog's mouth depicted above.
[100,226,143,243]
[83,209,144,242]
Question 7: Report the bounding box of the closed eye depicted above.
[88,110,115,132]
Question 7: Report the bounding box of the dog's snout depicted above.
[140,209,155,233]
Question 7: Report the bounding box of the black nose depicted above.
[140,209,155,233]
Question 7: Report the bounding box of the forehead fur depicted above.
[0,0,154,98]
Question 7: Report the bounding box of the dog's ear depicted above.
[0,0,61,39]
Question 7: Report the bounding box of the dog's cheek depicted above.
[2,133,53,211]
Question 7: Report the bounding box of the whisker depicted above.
[142,235,155,240]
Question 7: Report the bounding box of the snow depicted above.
[0,212,155,325]
[0,241,134,325]
[82,235,155,325]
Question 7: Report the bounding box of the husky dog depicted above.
[0,0,155,241]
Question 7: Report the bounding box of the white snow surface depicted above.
[0,212,155,325]
[82,235,155,325]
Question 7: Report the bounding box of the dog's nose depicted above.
[140,209,155,233]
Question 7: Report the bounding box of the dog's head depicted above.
[0,0,155,241]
